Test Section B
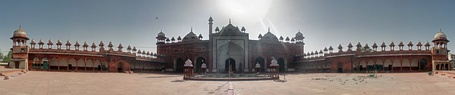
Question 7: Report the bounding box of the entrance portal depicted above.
[225,58,235,72]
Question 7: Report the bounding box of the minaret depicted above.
[208,16,213,35]
[431,29,451,71]
[10,26,30,69]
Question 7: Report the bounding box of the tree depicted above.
[2,51,12,63]
[0,49,3,62]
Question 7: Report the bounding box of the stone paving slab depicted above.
[1,71,455,95]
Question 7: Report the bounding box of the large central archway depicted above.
[217,42,244,72]
[225,58,236,72]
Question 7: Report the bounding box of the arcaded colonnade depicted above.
[26,39,166,72]
[297,40,451,73]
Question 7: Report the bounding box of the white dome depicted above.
[13,27,27,37]
[433,31,448,42]
[434,32,446,39]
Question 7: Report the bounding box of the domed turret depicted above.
[294,30,304,44]
[11,26,28,39]
[432,29,449,50]
[433,29,449,42]
[158,31,165,37]
[156,30,166,44]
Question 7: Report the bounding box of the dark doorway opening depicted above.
[337,62,343,73]
[15,61,19,68]
[277,58,285,72]
[225,58,236,73]
[175,58,184,72]
[68,64,72,70]
[255,57,265,72]
[195,57,205,73]
[419,59,427,70]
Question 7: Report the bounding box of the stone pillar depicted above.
[57,59,60,70]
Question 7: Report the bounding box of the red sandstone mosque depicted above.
[7,17,451,73]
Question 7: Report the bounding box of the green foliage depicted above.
[0,49,3,61]
[2,51,12,63]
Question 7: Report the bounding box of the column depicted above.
[92,59,95,71]
[67,59,70,71]
[100,60,103,71]
[84,58,87,71]
[400,60,403,71]
[58,58,60,70]
[76,59,78,71]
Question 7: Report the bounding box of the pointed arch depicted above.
[411,59,419,70]
[50,58,58,70]
[255,57,266,72]
[392,59,400,71]
[402,59,410,70]
[384,59,392,71]
[195,57,206,73]
[94,60,101,71]
[69,58,77,70]
[60,58,68,70]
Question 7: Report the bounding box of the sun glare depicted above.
[216,0,272,19]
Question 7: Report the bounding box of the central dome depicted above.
[182,28,200,42]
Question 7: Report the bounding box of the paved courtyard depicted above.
[1,71,455,95]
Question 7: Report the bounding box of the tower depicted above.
[156,31,166,54]
[431,29,451,71]
[295,30,305,54]
[156,31,166,45]
[9,26,30,69]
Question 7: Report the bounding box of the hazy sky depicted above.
[1,0,454,55]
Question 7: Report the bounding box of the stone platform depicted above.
[1,71,455,95]
[187,74,278,81]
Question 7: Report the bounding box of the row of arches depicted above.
[298,58,433,72]
[31,57,108,71]
[354,58,427,71]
